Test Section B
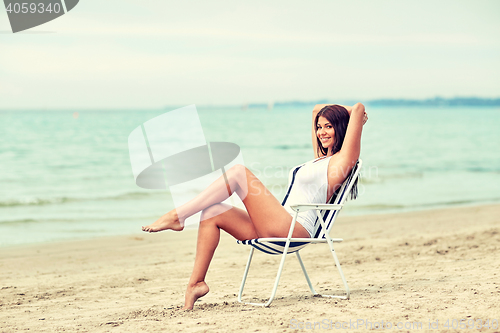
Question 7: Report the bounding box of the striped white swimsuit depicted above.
[282,156,332,237]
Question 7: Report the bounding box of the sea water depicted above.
[1,106,499,246]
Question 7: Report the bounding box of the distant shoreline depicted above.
[2,97,500,111]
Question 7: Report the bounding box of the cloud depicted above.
[0,0,498,108]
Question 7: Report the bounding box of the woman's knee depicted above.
[226,164,249,182]
[225,164,250,198]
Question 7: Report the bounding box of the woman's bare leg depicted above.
[141,164,310,309]
[183,193,309,310]
[183,203,258,310]
[142,164,307,237]
[141,164,248,233]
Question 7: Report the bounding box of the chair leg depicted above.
[238,247,254,303]
[238,247,289,307]
[324,241,350,300]
[295,251,317,295]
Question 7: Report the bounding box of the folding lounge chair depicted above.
[237,159,362,307]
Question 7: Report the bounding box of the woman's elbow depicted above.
[354,102,365,112]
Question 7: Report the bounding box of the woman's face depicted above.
[316,116,335,152]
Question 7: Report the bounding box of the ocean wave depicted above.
[0,215,155,225]
[0,218,39,224]
[352,198,500,212]
[350,204,407,210]
[0,217,82,225]
[0,197,77,207]
[466,167,500,173]
[0,191,165,208]
[111,192,158,200]
[273,144,310,150]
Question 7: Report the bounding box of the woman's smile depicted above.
[320,136,331,143]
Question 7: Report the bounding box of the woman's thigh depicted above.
[202,204,258,241]
[236,167,309,238]
[207,202,309,241]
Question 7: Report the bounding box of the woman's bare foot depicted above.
[141,210,184,232]
[182,281,209,310]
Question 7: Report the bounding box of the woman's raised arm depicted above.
[336,102,366,168]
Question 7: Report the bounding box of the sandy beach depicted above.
[1,204,499,332]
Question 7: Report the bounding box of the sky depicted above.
[0,0,499,109]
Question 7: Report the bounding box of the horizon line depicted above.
[1,96,500,111]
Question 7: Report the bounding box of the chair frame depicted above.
[237,160,361,307]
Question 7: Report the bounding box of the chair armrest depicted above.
[290,204,343,212]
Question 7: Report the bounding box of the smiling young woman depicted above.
[312,103,367,199]
[141,102,368,310]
